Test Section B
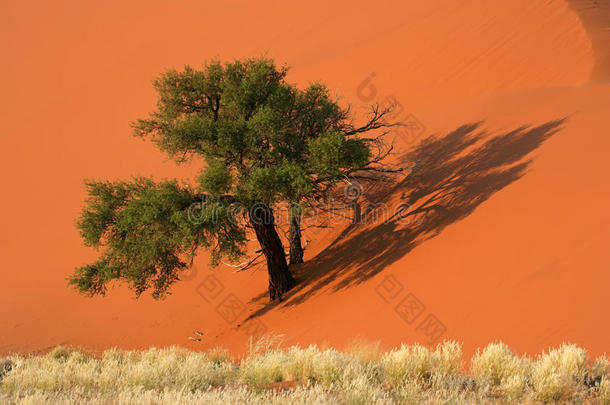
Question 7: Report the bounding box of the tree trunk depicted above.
[288,203,304,265]
[249,204,296,301]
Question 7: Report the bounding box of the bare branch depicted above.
[223,252,264,272]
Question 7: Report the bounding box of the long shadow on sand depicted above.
[246,118,566,319]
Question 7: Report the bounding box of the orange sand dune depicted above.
[1,0,609,359]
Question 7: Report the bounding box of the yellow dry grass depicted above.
[0,338,608,404]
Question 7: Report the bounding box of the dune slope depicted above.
[0,0,608,359]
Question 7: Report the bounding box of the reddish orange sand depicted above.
[1,0,609,359]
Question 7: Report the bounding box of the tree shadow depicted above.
[245,118,566,319]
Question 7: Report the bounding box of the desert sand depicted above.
[1,0,609,360]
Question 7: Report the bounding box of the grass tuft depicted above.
[0,338,607,404]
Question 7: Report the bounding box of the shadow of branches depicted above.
[246,118,566,318]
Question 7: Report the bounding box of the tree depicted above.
[69,57,400,301]
[269,86,404,265]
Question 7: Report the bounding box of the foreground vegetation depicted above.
[1,337,609,404]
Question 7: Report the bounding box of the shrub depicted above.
[2,339,609,404]
[531,343,588,403]
[599,377,610,405]
[470,342,531,400]
[0,359,13,382]
[282,345,347,384]
[380,341,462,387]
[591,355,610,380]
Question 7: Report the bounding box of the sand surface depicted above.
[1,0,609,359]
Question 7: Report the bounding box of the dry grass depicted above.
[0,338,607,404]
[471,342,531,401]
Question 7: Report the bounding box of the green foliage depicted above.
[131,57,368,203]
[131,58,289,165]
[71,178,245,298]
[308,130,371,180]
[72,56,384,299]
[198,161,232,196]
